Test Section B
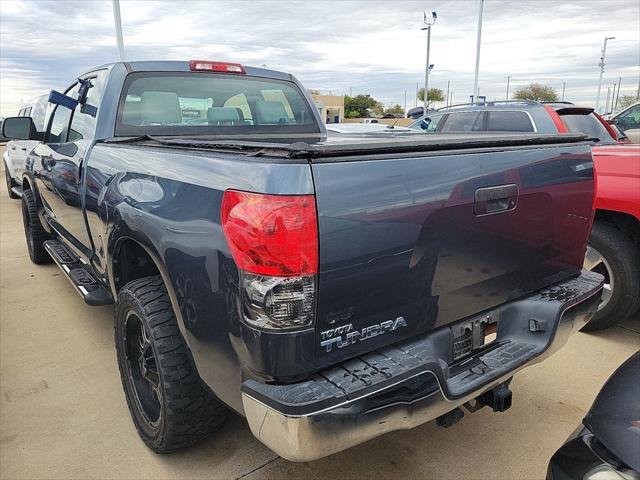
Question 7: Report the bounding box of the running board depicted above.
[11,186,22,197]
[44,240,114,306]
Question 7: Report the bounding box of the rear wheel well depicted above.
[113,239,161,293]
[594,210,640,248]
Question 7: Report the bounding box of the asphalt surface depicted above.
[1,157,639,479]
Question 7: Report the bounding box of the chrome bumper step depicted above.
[241,270,604,462]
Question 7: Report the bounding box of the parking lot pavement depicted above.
[1,169,638,480]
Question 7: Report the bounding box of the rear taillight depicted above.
[221,190,318,330]
[189,60,246,74]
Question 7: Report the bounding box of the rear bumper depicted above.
[241,270,603,462]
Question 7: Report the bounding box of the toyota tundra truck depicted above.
[1,60,603,461]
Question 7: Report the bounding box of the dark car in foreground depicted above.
[547,352,640,480]
[2,60,603,461]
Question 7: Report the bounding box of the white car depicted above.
[610,102,640,144]
[3,95,48,199]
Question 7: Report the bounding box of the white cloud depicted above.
[1,0,638,116]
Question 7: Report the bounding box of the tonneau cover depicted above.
[103,132,588,160]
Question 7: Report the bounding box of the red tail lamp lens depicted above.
[221,190,318,277]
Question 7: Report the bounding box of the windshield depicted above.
[559,113,616,144]
[116,72,319,136]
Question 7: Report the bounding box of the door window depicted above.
[68,70,108,141]
[47,106,73,143]
[487,111,534,132]
[439,111,484,132]
[616,105,640,131]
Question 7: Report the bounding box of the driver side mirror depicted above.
[1,117,41,141]
[419,117,432,131]
[606,118,617,125]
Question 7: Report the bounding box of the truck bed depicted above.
[103,132,595,371]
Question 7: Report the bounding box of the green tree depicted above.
[344,94,384,118]
[513,83,559,102]
[617,95,638,111]
[417,87,445,103]
[384,104,405,116]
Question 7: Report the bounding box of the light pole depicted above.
[112,0,125,61]
[422,10,437,115]
[446,80,450,107]
[505,76,511,100]
[595,36,615,113]
[614,77,622,112]
[472,0,484,101]
[561,82,566,101]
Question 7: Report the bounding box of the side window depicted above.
[47,106,73,143]
[425,113,443,132]
[18,108,25,117]
[47,84,79,144]
[487,111,534,132]
[24,107,32,117]
[439,111,483,132]
[68,70,108,142]
[617,105,640,131]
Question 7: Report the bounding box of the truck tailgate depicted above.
[312,141,594,368]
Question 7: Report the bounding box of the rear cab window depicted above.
[116,72,319,136]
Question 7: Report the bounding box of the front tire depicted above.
[21,189,52,264]
[581,222,640,332]
[115,275,228,453]
[4,163,19,199]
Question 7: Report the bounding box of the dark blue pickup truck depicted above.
[2,60,603,461]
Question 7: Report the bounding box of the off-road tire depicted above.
[21,189,52,264]
[4,163,19,199]
[581,222,640,332]
[115,275,228,453]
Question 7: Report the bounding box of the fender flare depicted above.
[108,234,193,347]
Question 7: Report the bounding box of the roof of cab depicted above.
[90,61,293,81]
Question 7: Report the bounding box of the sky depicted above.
[1,0,639,117]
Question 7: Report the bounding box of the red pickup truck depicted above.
[585,143,640,330]
[549,104,640,330]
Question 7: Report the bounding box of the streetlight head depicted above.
[432,11,437,21]
[607,36,615,40]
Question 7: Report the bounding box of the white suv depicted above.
[3,95,48,199]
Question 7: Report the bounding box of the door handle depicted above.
[20,147,27,152]
[474,184,518,216]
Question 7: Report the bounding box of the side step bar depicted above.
[44,240,114,306]
[11,186,23,198]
